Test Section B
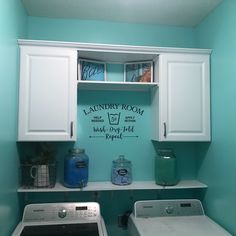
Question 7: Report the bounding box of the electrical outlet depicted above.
[117,210,132,228]
[92,191,100,201]
[117,215,123,228]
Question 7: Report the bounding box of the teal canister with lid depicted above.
[111,155,132,185]
[64,148,89,188]
[155,149,178,186]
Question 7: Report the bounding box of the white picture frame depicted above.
[124,61,153,83]
[78,59,106,81]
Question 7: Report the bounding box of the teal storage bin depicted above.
[155,149,178,186]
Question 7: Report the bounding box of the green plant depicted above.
[25,143,56,165]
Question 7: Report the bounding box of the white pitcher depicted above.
[30,165,50,187]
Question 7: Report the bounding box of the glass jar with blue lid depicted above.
[111,155,132,185]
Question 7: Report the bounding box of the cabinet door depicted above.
[18,46,77,141]
[158,53,210,141]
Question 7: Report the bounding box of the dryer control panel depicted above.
[23,202,100,222]
[134,199,204,218]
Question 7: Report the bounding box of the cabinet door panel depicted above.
[159,54,210,141]
[18,47,77,141]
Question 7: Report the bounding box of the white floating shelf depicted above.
[77,81,158,91]
[18,180,207,193]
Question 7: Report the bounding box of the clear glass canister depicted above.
[111,155,132,185]
[64,148,89,188]
[155,149,178,186]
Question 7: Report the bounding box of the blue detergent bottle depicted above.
[64,148,89,188]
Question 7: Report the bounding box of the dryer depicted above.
[128,199,231,236]
[12,202,107,236]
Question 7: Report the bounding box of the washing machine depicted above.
[128,199,231,236]
[12,202,107,236]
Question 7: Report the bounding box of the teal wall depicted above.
[25,17,198,183]
[20,17,199,189]
[77,90,154,181]
[0,0,27,235]
[195,0,235,234]
[7,3,236,235]
[21,17,199,236]
[27,16,196,47]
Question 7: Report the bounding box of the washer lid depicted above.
[12,218,108,236]
[130,215,231,236]
[20,222,100,236]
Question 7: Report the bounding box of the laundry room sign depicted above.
[82,103,144,141]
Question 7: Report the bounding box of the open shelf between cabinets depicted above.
[18,180,207,193]
[77,81,158,91]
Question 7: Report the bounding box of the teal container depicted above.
[155,149,178,186]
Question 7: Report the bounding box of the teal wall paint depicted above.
[76,91,197,182]
[196,0,236,234]
[25,17,198,183]
[0,0,27,235]
[77,90,154,181]
[27,16,196,47]
[19,16,199,236]
[5,2,236,234]
[3,2,235,234]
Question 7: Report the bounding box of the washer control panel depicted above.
[23,202,100,222]
[134,199,204,218]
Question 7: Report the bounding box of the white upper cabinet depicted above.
[17,40,211,142]
[152,53,210,141]
[18,46,77,141]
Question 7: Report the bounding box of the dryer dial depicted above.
[165,206,174,214]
